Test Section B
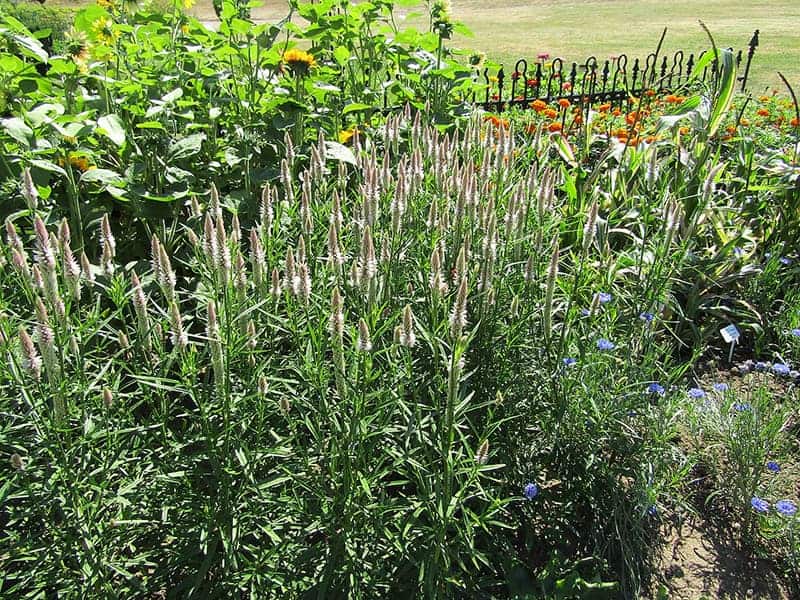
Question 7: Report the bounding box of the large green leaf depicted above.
[97,114,126,147]
[168,133,206,161]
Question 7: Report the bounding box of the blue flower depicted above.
[775,500,797,517]
[596,338,615,351]
[580,308,590,317]
[766,461,781,473]
[688,387,705,399]
[647,383,665,396]
[597,292,613,304]
[647,505,658,517]
[733,402,752,412]
[791,328,800,337]
[773,363,790,376]
[751,496,769,513]
[523,482,539,500]
[779,257,792,266]
[734,247,744,258]
[639,312,654,323]
[712,382,729,392]
[755,361,768,371]
[563,357,577,367]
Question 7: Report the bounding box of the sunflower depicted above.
[64,28,90,70]
[338,127,358,144]
[282,49,316,76]
[92,17,119,46]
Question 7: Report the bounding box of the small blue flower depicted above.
[773,363,790,376]
[791,328,800,338]
[562,357,577,367]
[765,252,772,259]
[647,505,658,517]
[779,257,792,266]
[734,247,744,258]
[733,402,752,412]
[688,387,705,399]
[712,382,729,392]
[596,338,615,351]
[580,308,590,317]
[755,361,768,371]
[751,496,769,513]
[639,312,654,323]
[597,292,613,304]
[523,482,539,500]
[647,383,665,396]
[766,461,781,473]
[775,500,797,517]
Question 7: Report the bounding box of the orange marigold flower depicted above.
[628,137,640,146]
[573,115,583,125]
[756,108,770,117]
[678,126,689,136]
[544,108,558,119]
[759,95,771,102]
[726,125,736,134]
[562,82,572,91]
[612,108,622,117]
[739,118,750,126]
[548,122,562,132]
[530,99,547,112]
[791,117,800,127]
[598,103,611,113]
[645,89,656,97]
[558,98,571,109]
[527,78,539,87]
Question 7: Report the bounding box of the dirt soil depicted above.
[651,515,790,599]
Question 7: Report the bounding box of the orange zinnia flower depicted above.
[612,108,622,117]
[558,98,571,109]
[544,108,558,119]
[548,122,562,132]
[598,103,611,113]
[756,108,770,117]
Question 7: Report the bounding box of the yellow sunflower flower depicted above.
[338,127,358,144]
[92,17,119,46]
[282,48,316,76]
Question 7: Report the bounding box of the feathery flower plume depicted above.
[215,217,231,286]
[21,168,38,211]
[102,387,114,408]
[357,318,372,352]
[168,300,187,350]
[18,327,41,380]
[209,182,221,219]
[131,272,151,349]
[327,221,344,269]
[59,219,81,300]
[249,229,265,290]
[10,453,25,470]
[284,247,295,294]
[358,226,377,286]
[80,252,94,284]
[260,185,274,236]
[280,158,294,203]
[203,213,218,269]
[429,246,448,297]
[235,253,247,300]
[329,286,344,340]
[449,277,469,340]
[158,242,177,301]
[400,304,416,348]
[270,267,281,297]
[35,297,59,378]
[230,213,241,246]
[100,213,116,274]
[246,319,257,350]
[298,262,311,305]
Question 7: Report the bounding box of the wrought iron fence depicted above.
[473,30,759,113]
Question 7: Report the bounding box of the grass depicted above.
[44,0,800,92]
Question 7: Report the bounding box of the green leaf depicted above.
[342,102,372,115]
[324,141,357,166]
[168,133,206,161]
[1,117,33,148]
[161,88,184,103]
[30,159,67,177]
[707,48,736,138]
[333,45,350,66]
[97,114,126,147]
[80,168,125,187]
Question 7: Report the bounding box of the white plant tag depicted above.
[720,324,740,344]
